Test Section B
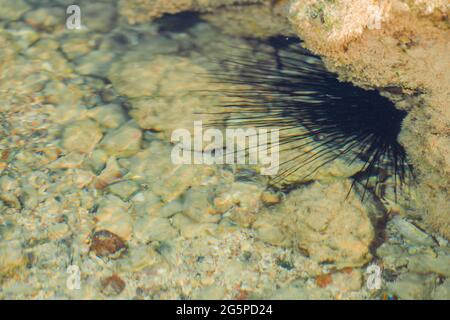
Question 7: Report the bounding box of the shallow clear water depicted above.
[0,0,448,300]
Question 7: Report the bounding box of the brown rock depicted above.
[100,274,126,296]
[90,230,127,259]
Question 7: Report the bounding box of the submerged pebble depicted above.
[90,230,127,259]
[61,120,103,154]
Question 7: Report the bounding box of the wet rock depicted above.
[95,195,133,241]
[109,55,198,99]
[0,240,27,275]
[45,81,84,111]
[134,216,178,242]
[24,7,65,31]
[76,51,116,77]
[61,35,96,60]
[183,188,220,224]
[117,244,166,272]
[0,192,21,209]
[131,190,163,217]
[87,104,127,129]
[376,243,408,269]
[0,0,30,21]
[390,216,435,246]
[271,280,332,300]
[260,191,281,206]
[61,120,103,154]
[387,273,436,300]
[193,285,226,300]
[100,123,142,158]
[72,169,95,189]
[213,182,263,227]
[330,269,363,292]
[253,214,289,247]
[433,279,450,300]
[47,223,70,241]
[259,180,377,267]
[108,180,139,201]
[83,2,117,32]
[94,156,123,189]
[48,152,86,169]
[0,175,19,193]
[90,230,127,259]
[407,249,450,277]
[124,142,215,202]
[172,214,218,239]
[159,199,184,218]
[87,149,109,173]
[100,274,126,296]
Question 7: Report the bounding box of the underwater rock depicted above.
[134,216,178,242]
[76,51,116,77]
[171,214,218,239]
[271,280,332,300]
[47,223,70,241]
[183,188,220,224]
[87,104,127,130]
[376,243,409,270]
[192,285,227,300]
[124,142,216,202]
[100,274,126,297]
[213,182,264,227]
[433,279,450,300]
[94,156,123,189]
[330,269,363,293]
[24,7,65,32]
[90,230,127,259]
[61,120,103,154]
[257,180,377,267]
[203,0,292,38]
[94,195,133,241]
[100,122,142,158]
[61,34,97,60]
[0,240,27,276]
[0,0,30,22]
[47,152,85,169]
[289,0,450,240]
[109,54,218,139]
[407,249,450,277]
[108,57,164,98]
[131,190,164,217]
[389,216,436,246]
[159,199,185,218]
[108,180,140,201]
[83,2,117,33]
[118,0,269,24]
[387,272,437,300]
[87,149,109,174]
[253,214,289,247]
[116,244,167,272]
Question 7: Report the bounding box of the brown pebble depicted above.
[100,274,126,296]
[260,191,280,205]
[90,230,127,259]
[316,273,333,288]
